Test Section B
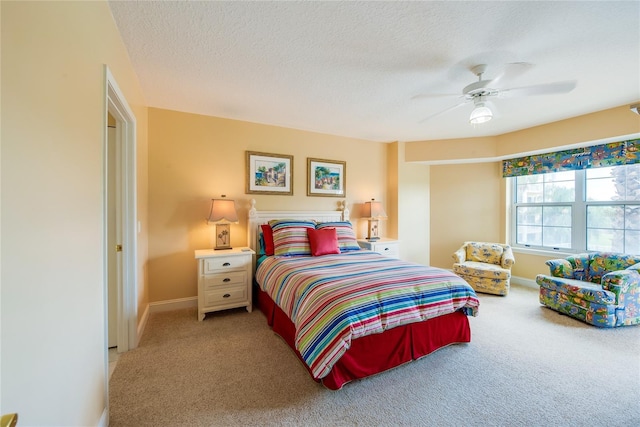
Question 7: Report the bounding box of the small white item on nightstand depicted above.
[194,247,255,321]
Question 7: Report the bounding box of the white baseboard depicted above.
[149,296,198,313]
[136,303,150,347]
[98,408,108,427]
[511,275,538,289]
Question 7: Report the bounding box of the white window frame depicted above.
[510,167,639,255]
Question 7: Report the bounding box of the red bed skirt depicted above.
[257,287,471,390]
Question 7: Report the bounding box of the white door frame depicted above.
[104,66,138,354]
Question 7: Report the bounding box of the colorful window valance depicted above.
[502,138,640,178]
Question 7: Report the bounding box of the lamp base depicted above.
[214,223,232,250]
[367,219,380,241]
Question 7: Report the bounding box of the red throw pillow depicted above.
[307,227,340,256]
[261,224,274,256]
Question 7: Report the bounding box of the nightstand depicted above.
[194,247,255,321]
[357,238,400,259]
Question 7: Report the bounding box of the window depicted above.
[512,164,640,254]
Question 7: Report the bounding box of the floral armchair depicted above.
[452,242,515,296]
[536,252,640,327]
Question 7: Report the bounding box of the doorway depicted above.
[104,66,138,357]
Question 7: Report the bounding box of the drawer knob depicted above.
[384,247,389,251]
[223,293,231,298]
[223,278,231,282]
[222,262,231,267]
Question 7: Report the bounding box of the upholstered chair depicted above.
[452,242,515,296]
[536,252,640,327]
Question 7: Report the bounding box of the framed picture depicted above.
[307,158,346,197]
[246,151,293,195]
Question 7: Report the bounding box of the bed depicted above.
[247,201,479,390]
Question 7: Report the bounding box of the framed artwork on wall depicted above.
[307,158,346,197]
[246,151,293,195]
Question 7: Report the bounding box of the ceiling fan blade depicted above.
[499,80,577,98]
[488,62,534,87]
[419,101,468,123]
[411,92,459,100]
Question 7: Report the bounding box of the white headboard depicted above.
[246,199,349,255]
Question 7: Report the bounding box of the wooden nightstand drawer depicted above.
[204,285,247,307]
[204,255,249,273]
[204,271,247,289]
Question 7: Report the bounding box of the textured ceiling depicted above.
[108,1,640,142]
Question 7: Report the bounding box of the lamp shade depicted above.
[363,199,387,219]
[207,196,238,223]
[469,103,493,124]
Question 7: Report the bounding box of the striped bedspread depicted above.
[255,251,479,379]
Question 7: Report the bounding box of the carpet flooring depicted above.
[109,285,640,426]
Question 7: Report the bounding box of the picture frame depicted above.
[307,158,346,197]
[246,151,293,195]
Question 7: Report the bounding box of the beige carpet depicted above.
[109,285,640,426]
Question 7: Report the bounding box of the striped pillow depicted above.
[316,221,361,252]
[269,219,316,256]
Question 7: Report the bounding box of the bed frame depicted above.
[247,200,471,390]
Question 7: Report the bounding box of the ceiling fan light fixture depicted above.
[469,103,493,124]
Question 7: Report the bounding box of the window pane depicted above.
[543,171,574,202]
[624,164,640,201]
[543,206,571,226]
[587,164,640,202]
[587,229,624,252]
[587,205,640,253]
[518,175,542,185]
[517,225,541,245]
[626,206,640,230]
[624,230,640,255]
[516,206,542,245]
[543,226,571,248]
[587,167,613,179]
[517,182,542,203]
[517,206,541,225]
[517,173,575,203]
[586,175,616,201]
[587,206,623,229]
[544,181,574,202]
[544,171,574,182]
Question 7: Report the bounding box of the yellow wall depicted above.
[1,1,148,424]
[407,105,640,280]
[148,108,387,302]
[406,136,499,163]
[496,105,640,157]
[390,142,431,264]
[429,162,503,268]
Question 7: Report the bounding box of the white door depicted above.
[105,65,138,356]
[107,124,120,348]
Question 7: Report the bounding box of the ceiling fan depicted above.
[416,63,577,125]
